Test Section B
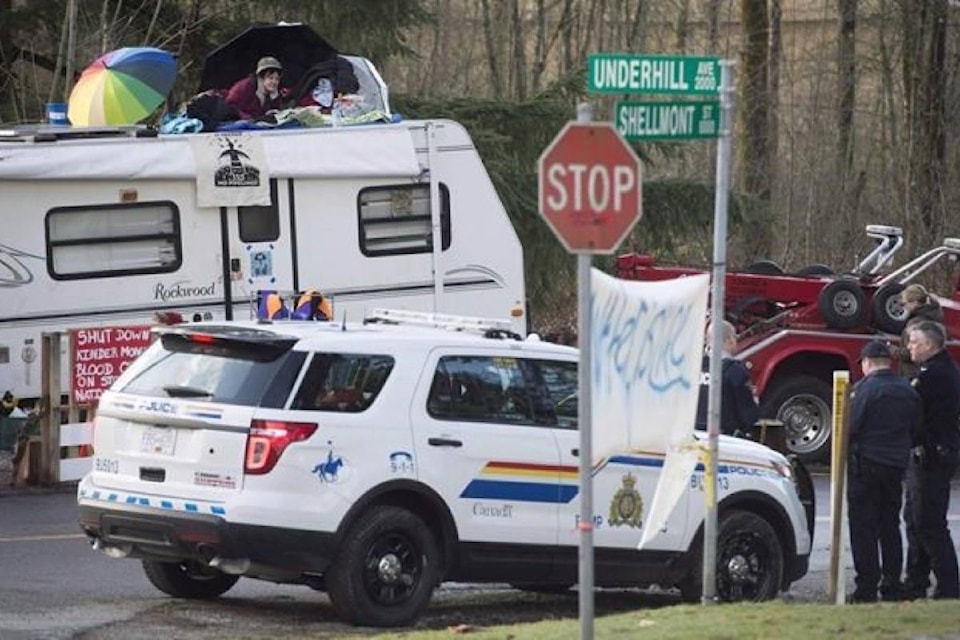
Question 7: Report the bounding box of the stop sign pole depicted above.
[538,104,643,640]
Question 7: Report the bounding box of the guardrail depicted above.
[9,421,92,486]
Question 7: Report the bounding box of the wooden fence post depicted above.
[40,332,62,485]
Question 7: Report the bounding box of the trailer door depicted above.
[222,179,296,319]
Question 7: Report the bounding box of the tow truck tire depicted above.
[745,260,785,275]
[871,283,907,334]
[795,263,834,277]
[678,510,784,602]
[142,559,239,599]
[761,375,832,462]
[817,279,867,329]
[326,506,440,627]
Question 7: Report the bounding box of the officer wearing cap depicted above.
[846,339,920,602]
[903,320,960,599]
[225,55,285,120]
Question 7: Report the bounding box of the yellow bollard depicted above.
[827,370,850,604]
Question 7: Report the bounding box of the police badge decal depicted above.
[609,472,644,528]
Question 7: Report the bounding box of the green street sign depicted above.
[615,100,720,140]
[589,54,721,95]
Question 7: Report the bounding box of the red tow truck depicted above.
[616,225,960,461]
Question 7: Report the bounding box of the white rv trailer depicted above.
[0,119,526,401]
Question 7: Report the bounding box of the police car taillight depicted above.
[244,419,317,475]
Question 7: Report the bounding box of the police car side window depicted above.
[291,353,394,412]
[536,360,578,430]
[427,355,537,425]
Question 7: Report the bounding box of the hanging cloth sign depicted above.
[190,132,270,207]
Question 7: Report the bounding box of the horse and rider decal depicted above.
[312,445,345,483]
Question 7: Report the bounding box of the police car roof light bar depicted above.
[365,308,513,333]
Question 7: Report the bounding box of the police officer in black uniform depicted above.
[904,320,960,599]
[846,339,920,603]
[695,320,759,437]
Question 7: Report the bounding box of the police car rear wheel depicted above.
[326,506,440,627]
[142,559,240,599]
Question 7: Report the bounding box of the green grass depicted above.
[360,601,960,640]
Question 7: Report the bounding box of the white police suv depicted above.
[78,309,813,627]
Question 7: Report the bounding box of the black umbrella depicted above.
[199,23,338,92]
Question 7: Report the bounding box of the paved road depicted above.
[2,473,960,639]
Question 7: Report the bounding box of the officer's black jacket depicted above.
[721,357,759,435]
[848,368,919,468]
[695,355,759,435]
[912,349,960,453]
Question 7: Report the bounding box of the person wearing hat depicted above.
[225,56,286,120]
[846,338,920,603]
[903,320,960,599]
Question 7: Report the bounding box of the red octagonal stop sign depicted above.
[538,122,643,253]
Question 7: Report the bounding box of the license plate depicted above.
[140,426,177,456]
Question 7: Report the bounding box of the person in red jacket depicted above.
[225,56,285,120]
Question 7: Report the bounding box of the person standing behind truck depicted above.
[695,320,760,437]
[898,284,944,378]
[903,320,960,599]
[845,339,920,603]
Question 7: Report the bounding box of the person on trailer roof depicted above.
[225,56,286,120]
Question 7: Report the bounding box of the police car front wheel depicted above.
[678,509,784,603]
[716,510,784,601]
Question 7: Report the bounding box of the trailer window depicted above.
[238,179,280,242]
[46,202,181,280]
[358,183,451,256]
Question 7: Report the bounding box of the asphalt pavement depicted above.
[5,466,960,638]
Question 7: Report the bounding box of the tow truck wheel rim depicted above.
[832,290,860,317]
[778,392,832,455]
[884,295,906,321]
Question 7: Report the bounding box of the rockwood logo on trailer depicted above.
[153,281,216,301]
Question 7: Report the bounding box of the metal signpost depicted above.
[537,105,643,640]
[594,52,734,606]
[701,60,735,603]
[586,51,735,607]
[538,51,732,636]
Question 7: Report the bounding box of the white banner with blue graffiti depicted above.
[589,268,709,548]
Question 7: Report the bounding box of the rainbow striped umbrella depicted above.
[68,47,176,126]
